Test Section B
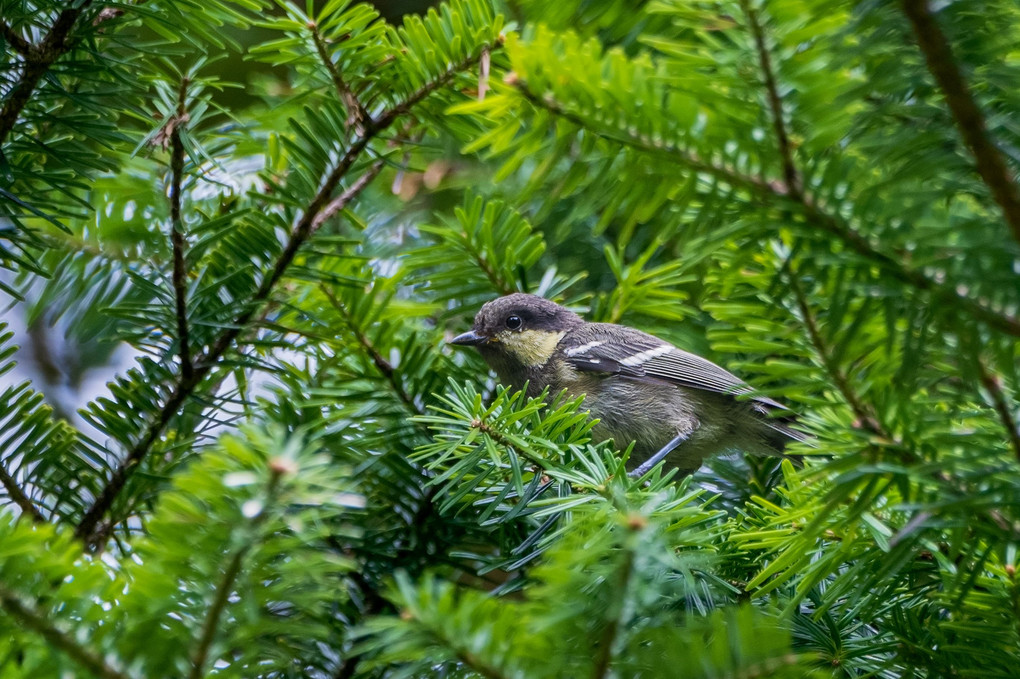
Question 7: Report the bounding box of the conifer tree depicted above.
[1,0,1019,676]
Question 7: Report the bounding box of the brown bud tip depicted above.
[625,513,648,531]
[399,609,414,621]
[1006,564,1016,577]
[470,419,482,429]
[503,71,519,85]
[269,458,298,476]
[306,20,316,29]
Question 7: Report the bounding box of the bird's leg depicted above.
[628,432,690,478]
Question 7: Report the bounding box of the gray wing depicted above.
[562,325,787,412]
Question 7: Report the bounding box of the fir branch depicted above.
[168,79,193,381]
[311,158,385,230]
[318,281,424,417]
[977,362,1020,464]
[188,548,245,679]
[788,268,1020,537]
[798,198,1020,338]
[512,82,782,198]
[203,43,500,367]
[74,43,500,547]
[740,0,801,198]
[470,418,550,470]
[515,83,1020,338]
[310,22,370,134]
[75,379,197,544]
[189,470,279,679]
[0,19,33,56]
[787,271,888,439]
[404,610,509,679]
[900,0,1020,246]
[0,584,131,679]
[465,239,517,296]
[0,2,94,145]
[0,462,46,523]
[453,650,508,679]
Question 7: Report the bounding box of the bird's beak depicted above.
[449,329,489,346]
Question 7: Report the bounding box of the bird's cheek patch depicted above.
[501,330,565,367]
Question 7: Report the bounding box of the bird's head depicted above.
[449,293,583,369]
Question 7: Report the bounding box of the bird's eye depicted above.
[505,315,523,330]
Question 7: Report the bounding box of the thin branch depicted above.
[0,584,132,679]
[740,0,800,198]
[466,238,516,296]
[515,83,1020,338]
[452,649,509,679]
[1,19,33,56]
[168,78,194,381]
[471,418,551,470]
[744,12,901,441]
[513,82,782,198]
[318,279,425,417]
[797,197,1020,337]
[74,43,500,546]
[787,272,889,439]
[188,470,280,679]
[311,158,385,230]
[900,0,1020,246]
[75,378,197,544]
[977,362,1020,464]
[0,3,94,145]
[188,548,246,679]
[0,462,46,523]
[310,22,370,134]
[740,2,898,441]
[407,615,509,679]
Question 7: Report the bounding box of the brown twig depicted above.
[1,19,33,55]
[0,584,132,679]
[168,79,193,381]
[0,3,93,145]
[0,461,46,523]
[740,0,801,198]
[310,22,370,134]
[470,418,551,470]
[513,82,783,198]
[977,362,1020,464]
[900,0,1020,246]
[188,470,280,679]
[515,83,1020,338]
[787,272,888,438]
[312,159,385,230]
[74,43,500,546]
[318,280,424,418]
[187,547,244,679]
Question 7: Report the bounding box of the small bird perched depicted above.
[449,293,804,476]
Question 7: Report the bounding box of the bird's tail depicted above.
[761,419,815,468]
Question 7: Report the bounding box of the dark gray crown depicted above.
[472,293,583,335]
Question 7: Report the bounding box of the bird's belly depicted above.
[581,380,733,472]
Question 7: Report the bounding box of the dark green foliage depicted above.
[1,0,1019,676]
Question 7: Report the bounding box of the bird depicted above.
[449,293,805,476]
